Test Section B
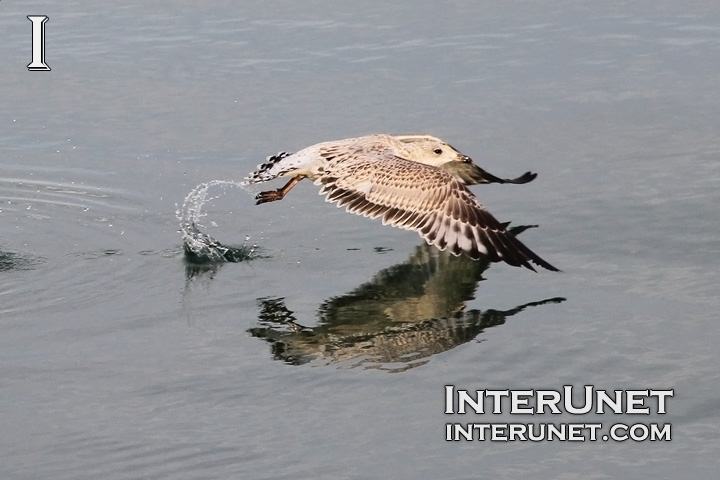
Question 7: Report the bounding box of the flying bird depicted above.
[244,134,558,272]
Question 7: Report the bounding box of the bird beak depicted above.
[457,154,472,164]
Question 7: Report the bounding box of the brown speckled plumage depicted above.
[245,134,558,272]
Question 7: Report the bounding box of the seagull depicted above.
[244,134,559,272]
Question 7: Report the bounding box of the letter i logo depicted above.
[27,15,51,71]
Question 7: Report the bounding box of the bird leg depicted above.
[255,176,305,205]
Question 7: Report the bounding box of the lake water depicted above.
[2,1,719,478]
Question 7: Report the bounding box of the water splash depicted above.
[177,180,258,263]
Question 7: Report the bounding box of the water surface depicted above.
[1,1,719,478]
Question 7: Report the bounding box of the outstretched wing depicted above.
[315,153,559,272]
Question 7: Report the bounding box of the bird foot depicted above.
[255,189,284,205]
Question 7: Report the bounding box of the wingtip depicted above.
[512,171,538,184]
[533,259,562,273]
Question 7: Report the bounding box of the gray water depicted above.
[2,1,720,478]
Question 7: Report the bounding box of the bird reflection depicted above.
[248,226,565,372]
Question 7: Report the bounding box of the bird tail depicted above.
[243,152,294,184]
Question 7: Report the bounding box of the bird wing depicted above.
[315,152,559,272]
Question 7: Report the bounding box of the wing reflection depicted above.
[248,226,565,372]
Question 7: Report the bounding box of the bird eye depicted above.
[433,148,442,155]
